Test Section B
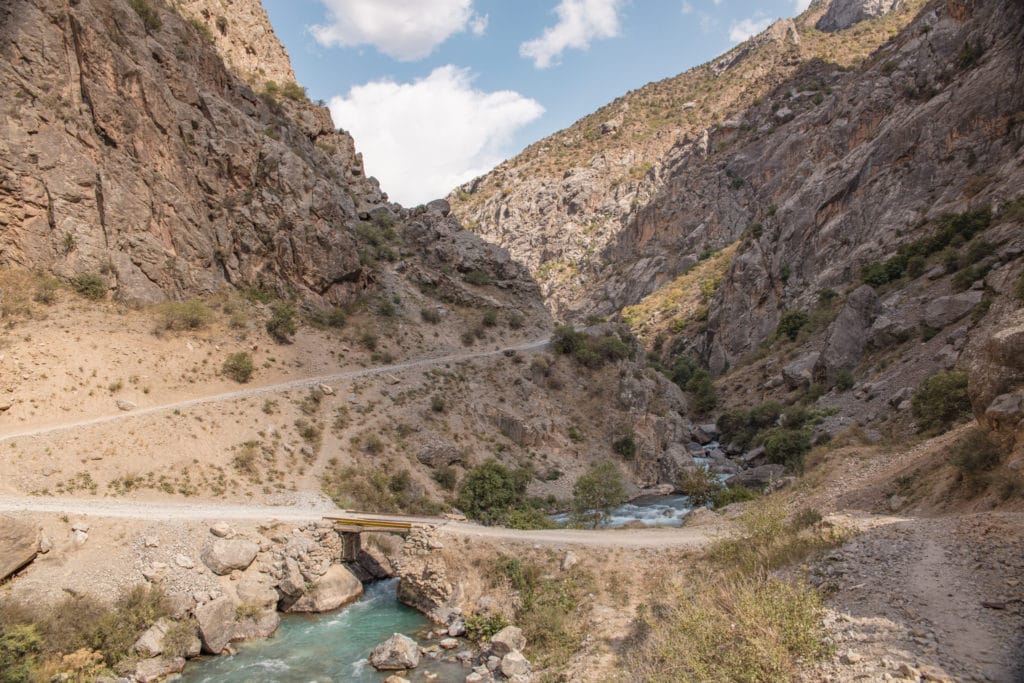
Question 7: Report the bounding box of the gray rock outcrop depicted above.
[817,0,901,32]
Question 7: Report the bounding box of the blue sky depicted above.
[263,0,810,205]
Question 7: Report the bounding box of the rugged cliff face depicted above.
[449,0,923,318]
[0,0,387,304]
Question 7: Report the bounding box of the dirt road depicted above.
[0,337,550,443]
[0,494,715,548]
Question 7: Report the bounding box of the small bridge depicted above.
[323,513,441,561]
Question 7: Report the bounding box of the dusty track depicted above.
[0,337,550,443]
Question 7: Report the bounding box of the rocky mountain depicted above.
[449,0,925,318]
[0,0,394,305]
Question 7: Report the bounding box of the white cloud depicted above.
[469,13,488,35]
[311,0,485,61]
[329,66,544,206]
[699,14,716,33]
[681,1,694,14]
[519,0,623,69]
[728,15,772,42]
[793,0,812,12]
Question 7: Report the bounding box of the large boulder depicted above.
[133,656,186,683]
[815,285,879,383]
[968,318,1024,452]
[0,517,39,581]
[369,633,421,670]
[415,435,462,468]
[501,650,531,678]
[782,352,820,389]
[200,538,259,575]
[232,610,281,641]
[281,565,363,613]
[727,464,787,490]
[490,625,527,657]
[923,291,983,330]
[194,596,236,654]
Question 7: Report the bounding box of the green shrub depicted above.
[862,208,992,287]
[711,485,759,508]
[776,310,809,341]
[420,307,441,324]
[457,459,531,525]
[280,81,307,101]
[612,432,637,459]
[948,426,1002,480]
[834,369,855,391]
[677,467,722,506]
[763,428,812,472]
[222,352,254,383]
[157,300,212,331]
[911,370,971,433]
[0,623,42,682]
[507,311,525,329]
[718,401,783,451]
[72,273,107,300]
[685,370,718,413]
[433,466,458,491]
[128,0,161,32]
[551,324,633,369]
[482,308,498,327]
[310,306,347,328]
[33,276,60,305]
[503,507,558,530]
[571,462,627,528]
[463,270,492,286]
[430,395,445,413]
[266,302,297,343]
[465,612,509,642]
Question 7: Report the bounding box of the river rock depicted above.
[195,596,236,654]
[0,516,39,581]
[282,564,363,612]
[727,464,787,490]
[232,609,281,641]
[490,626,526,657]
[134,618,173,657]
[201,538,259,575]
[501,650,531,678]
[210,522,235,538]
[133,656,186,683]
[369,633,421,670]
[278,558,305,597]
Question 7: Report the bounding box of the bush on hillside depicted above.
[911,370,971,433]
[71,273,107,300]
[457,459,532,525]
[776,310,809,342]
[265,301,297,343]
[157,300,212,331]
[222,352,254,383]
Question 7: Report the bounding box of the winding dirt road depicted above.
[0,337,550,443]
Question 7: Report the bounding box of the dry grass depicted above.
[621,570,828,683]
[622,242,738,343]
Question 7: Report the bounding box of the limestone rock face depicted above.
[0,517,38,581]
[177,0,296,85]
[201,538,259,575]
[281,564,363,613]
[815,285,879,383]
[0,0,385,304]
[369,633,421,671]
[817,0,902,31]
